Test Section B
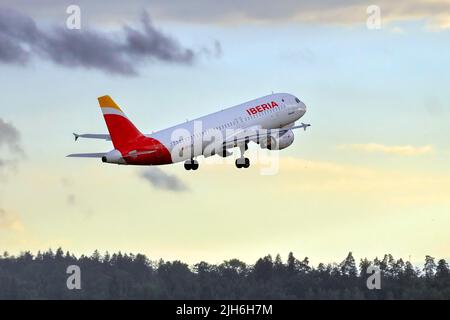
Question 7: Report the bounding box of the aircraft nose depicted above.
[298,101,307,113]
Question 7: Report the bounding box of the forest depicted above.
[0,249,449,299]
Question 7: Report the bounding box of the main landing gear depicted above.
[184,159,199,170]
[235,142,250,169]
[235,157,250,169]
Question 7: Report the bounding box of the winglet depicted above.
[73,133,79,141]
[98,95,122,111]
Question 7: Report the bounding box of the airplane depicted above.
[67,93,309,170]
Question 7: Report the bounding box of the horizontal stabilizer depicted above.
[73,133,111,141]
[66,153,106,158]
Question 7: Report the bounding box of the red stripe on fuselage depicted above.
[119,135,172,165]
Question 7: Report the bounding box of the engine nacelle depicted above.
[102,149,126,164]
[260,129,295,150]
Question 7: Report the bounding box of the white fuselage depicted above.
[148,93,306,161]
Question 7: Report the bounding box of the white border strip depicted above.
[101,107,126,117]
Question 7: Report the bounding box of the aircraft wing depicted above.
[72,133,157,141]
[66,153,106,158]
[220,123,311,148]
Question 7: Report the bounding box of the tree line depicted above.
[0,249,449,299]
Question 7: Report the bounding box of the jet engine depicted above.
[260,129,295,150]
[101,149,126,164]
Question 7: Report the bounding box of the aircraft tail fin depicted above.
[98,95,144,148]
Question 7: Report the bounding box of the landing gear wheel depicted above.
[235,157,250,169]
[243,157,250,168]
[184,159,199,170]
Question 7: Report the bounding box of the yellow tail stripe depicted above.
[98,95,122,111]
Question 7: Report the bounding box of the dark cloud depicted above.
[142,0,450,29]
[0,8,207,75]
[0,33,29,64]
[0,120,24,231]
[140,167,189,192]
[123,13,194,64]
[2,0,450,29]
[0,118,24,176]
[0,7,39,65]
[0,118,23,155]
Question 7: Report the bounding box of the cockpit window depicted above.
[295,97,300,103]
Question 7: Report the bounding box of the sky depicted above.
[1,0,450,267]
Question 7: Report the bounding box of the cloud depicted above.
[0,208,24,232]
[60,178,91,217]
[0,118,23,155]
[0,8,211,75]
[277,157,450,206]
[139,167,189,192]
[337,143,434,156]
[0,118,24,176]
[67,194,76,206]
[214,40,223,58]
[60,178,76,206]
[2,1,450,29]
[198,156,450,208]
[139,0,450,30]
[280,156,375,177]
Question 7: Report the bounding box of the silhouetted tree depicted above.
[404,261,418,279]
[103,251,111,264]
[274,254,284,273]
[0,249,449,299]
[392,258,405,279]
[298,257,311,273]
[359,258,371,275]
[424,255,437,278]
[436,259,449,279]
[91,250,101,262]
[287,252,297,274]
[253,255,273,281]
[340,252,357,277]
